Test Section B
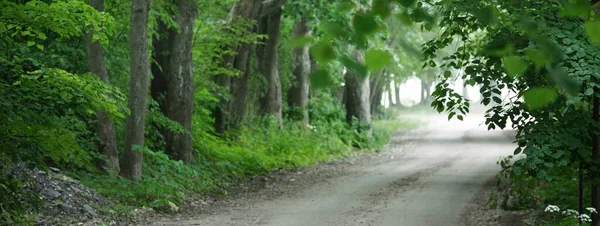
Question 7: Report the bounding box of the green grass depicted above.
[74,116,422,215]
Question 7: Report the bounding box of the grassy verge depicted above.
[72,114,422,216]
[492,156,590,225]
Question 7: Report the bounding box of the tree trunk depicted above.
[370,82,383,116]
[344,49,372,135]
[287,17,311,124]
[369,71,382,104]
[257,8,283,126]
[420,79,426,104]
[424,82,432,100]
[395,82,401,106]
[212,0,286,133]
[150,0,197,164]
[369,71,383,115]
[387,83,394,106]
[121,0,151,181]
[85,0,119,173]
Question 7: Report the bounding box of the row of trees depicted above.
[84,0,429,180]
[0,1,431,221]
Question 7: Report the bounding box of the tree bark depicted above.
[150,0,197,164]
[121,0,151,181]
[370,82,383,116]
[344,49,372,135]
[257,8,283,126]
[420,79,426,103]
[387,82,394,106]
[369,71,383,115]
[395,82,401,106]
[85,0,119,173]
[212,0,286,133]
[287,17,311,124]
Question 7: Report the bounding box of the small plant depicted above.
[544,204,596,225]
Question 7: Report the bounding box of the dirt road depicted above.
[148,111,515,226]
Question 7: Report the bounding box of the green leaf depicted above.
[341,55,368,79]
[365,49,393,71]
[288,36,313,48]
[396,11,413,25]
[584,21,600,45]
[514,147,522,155]
[560,0,591,18]
[311,42,336,64]
[585,88,594,96]
[353,12,378,35]
[323,22,346,38]
[36,44,44,51]
[525,48,548,71]
[493,96,502,103]
[502,56,527,77]
[372,0,391,19]
[310,69,330,90]
[443,71,451,78]
[336,2,355,12]
[472,5,498,26]
[37,32,47,40]
[27,40,35,47]
[549,66,581,94]
[522,87,557,109]
[396,0,416,7]
[448,112,455,120]
[457,115,464,121]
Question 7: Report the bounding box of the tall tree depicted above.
[287,17,311,124]
[257,7,284,126]
[121,0,152,180]
[85,0,119,173]
[344,49,372,135]
[151,0,197,164]
[212,0,286,133]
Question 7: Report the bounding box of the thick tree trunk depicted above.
[150,0,197,164]
[212,0,286,133]
[85,0,119,173]
[151,21,168,102]
[344,49,372,135]
[257,8,283,126]
[287,17,311,124]
[121,0,151,181]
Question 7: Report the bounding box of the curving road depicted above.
[149,110,515,226]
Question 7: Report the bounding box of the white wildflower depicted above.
[562,209,579,218]
[580,214,592,223]
[587,207,598,214]
[545,205,560,213]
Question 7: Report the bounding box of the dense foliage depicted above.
[0,0,429,224]
[422,0,600,224]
